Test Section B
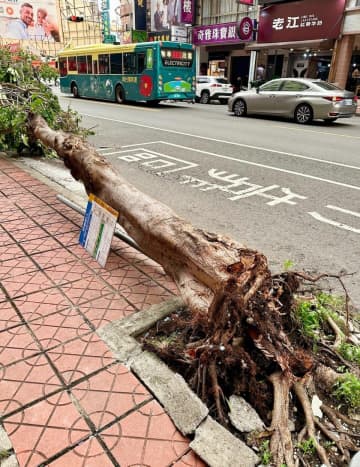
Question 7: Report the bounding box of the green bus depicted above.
[58,41,196,105]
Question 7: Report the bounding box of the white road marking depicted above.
[326,205,360,218]
[157,141,360,191]
[277,125,360,140]
[83,113,360,171]
[308,212,360,234]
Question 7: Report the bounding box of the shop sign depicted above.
[148,30,171,41]
[171,25,188,42]
[193,19,253,46]
[181,0,194,24]
[258,0,346,43]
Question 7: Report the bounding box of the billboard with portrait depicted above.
[0,0,60,42]
[151,0,181,32]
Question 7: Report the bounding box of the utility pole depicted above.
[248,0,259,89]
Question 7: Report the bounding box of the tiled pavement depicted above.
[0,156,206,467]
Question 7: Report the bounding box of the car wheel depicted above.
[233,99,247,117]
[115,85,125,104]
[71,83,79,98]
[323,118,338,124]
[200,91,210,104]
[294,104,313,124]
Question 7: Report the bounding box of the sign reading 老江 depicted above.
[79,194,118,267]
[258,0,346,43]
[192,19,253,46]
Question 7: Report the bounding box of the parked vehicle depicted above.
[196,76,233,104]
[228,78,358,124]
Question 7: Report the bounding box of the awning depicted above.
[245,39,335,51]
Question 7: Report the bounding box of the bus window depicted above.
[87,56,92,74]
[110,53,122,74]
[77,56,87,74]
[124,53,136,74]
[137,53,145,73]
[59,57,67,76]
[93,60,98,74]
[99,54,110,74]
[68,56,77,72]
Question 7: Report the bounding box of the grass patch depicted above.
[333,372,360,409]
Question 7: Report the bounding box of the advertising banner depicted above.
[134,0,146,30]
[180,0,194,25]
[193,20,254,46]
[151,0,181,31]
[258,0,346,43]
[0,0,60,42]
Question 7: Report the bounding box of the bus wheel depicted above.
[115,85,125,104]
[71,83,80,98]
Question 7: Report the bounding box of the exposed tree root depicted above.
[294,380,331,466]
[268,372,295,467]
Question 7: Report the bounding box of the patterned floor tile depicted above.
[71,364,152,429]
[3,392,90,467]
[1,270,55,299]
[46,333,115,384]
[43,261,95,286]
[0,207,27,223]
[43,220,80,236]
[0,325,39,366]
[31,248,80,270]
[0,243,26,262]
[0,218,39,233]
[0,353,59,418]
[0,256,38,280]
[14,289,73,321]
[21,236,62,255]
[54,231,81,247]
[0,227,15,247]
[61,276,115,305]
[0,301,22,331]
[10,225,50,243]
[47,437,115,467]
[120,279,174,310]
[99,400,191,467]
[28,308,90,348]
[78,294,136,329]
[173,451,207,467]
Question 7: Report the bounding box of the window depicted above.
[77,56,87,74]
[99,54,110,74]
[260,80,282,91]
[137,53,145,73]
[356,0,360,6]
[281,81,309,91]
[59,57,67,76]
[124,53,136,74]
[110,53,122,74]
[68,56,77,72]
[314,81,342,91]
[86,56,92,74]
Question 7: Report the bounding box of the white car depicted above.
[196,76,233,104]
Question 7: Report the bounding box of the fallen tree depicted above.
[27,112,359,467]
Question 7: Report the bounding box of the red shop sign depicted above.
[258,0,346,43]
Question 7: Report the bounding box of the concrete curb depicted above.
[98,299,259,467]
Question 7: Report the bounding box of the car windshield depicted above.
[313,81,342,91]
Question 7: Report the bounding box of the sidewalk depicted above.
[0,154,205,467]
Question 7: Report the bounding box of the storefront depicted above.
[249,0,347,82]
[192,17,255,90]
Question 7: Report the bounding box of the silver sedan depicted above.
[228,78,358,124]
